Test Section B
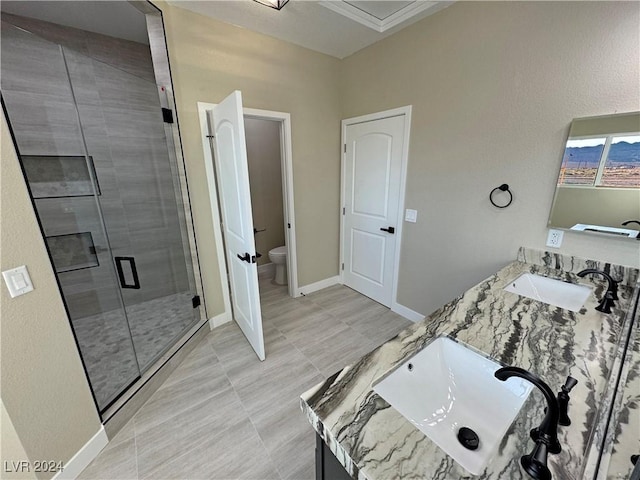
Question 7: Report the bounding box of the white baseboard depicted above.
[391,302,425,323]
[258,262,274,274]
[296,276,341,296]
[53,426,108,479]
[209,311,232,329]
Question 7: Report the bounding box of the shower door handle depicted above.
[114,256,141,289]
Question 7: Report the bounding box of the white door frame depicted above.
[198,101,299,326]
[340,105,421,321]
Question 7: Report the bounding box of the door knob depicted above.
[380,227,395,234]
[237,252,258,264]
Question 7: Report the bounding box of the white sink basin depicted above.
[504,273,592,312]
[373,337,532,475]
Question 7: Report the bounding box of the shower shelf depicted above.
[22,155,101,199]
[46,232,100,273]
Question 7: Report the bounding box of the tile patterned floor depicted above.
[74,292,198,409]
[78,275,412,480]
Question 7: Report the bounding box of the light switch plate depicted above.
[2,265,34,298]
[546,229,564,248]
[405,209,418,223]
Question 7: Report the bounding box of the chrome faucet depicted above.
[577,269,618,313]
[495,366,560,480]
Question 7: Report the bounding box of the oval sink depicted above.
[504,273,592,312]
[373,336,532,475]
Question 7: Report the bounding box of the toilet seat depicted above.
[269,246,287,257]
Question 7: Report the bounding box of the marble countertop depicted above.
[595,304,640,480]
[301,251,639,480]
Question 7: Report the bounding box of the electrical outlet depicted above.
[546,229,564,248]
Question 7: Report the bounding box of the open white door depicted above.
[210,91,265,360]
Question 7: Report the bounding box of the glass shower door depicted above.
[1,22,141,411]
[2,18,202,414]
[64,49,201,372]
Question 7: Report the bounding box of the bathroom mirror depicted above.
[548,112,640,239]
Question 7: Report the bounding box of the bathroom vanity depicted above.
[591,304,640,479]
[301,248,640,480]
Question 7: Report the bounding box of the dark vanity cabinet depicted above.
[316,434,353,480]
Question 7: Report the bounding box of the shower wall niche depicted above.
[1,9,203,414]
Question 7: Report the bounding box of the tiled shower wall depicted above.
[1,14,191,318]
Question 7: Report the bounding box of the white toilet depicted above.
[268,246,287,285]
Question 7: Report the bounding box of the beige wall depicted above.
[0,115,102,478]
[341,1,640,315]
[157,1,342,313]
[1,400,36,480]
[245,118,286,266]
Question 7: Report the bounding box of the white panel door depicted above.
[343,115,405,307]
[210,91,265,360]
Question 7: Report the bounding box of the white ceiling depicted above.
[0,1,451,58]
[167,0,452,59]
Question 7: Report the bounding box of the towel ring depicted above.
[490,184,513,209]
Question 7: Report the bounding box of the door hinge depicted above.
[342,207,345,215]
[341,263,344,271]
[192,295,201,308]
[343,144,346,153]
[287,223,291,228]
[162,108,174,124]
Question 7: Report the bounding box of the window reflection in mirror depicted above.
[558,134,640,187]
[559,138,606,185]
[549,112,640,239]
[601,135,640,187]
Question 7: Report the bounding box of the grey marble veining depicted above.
[302,259,639,480]
[518,246,639,287]
[581,286,639,480]
[594,307,640,480]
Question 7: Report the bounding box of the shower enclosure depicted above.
[1,17,202,414]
